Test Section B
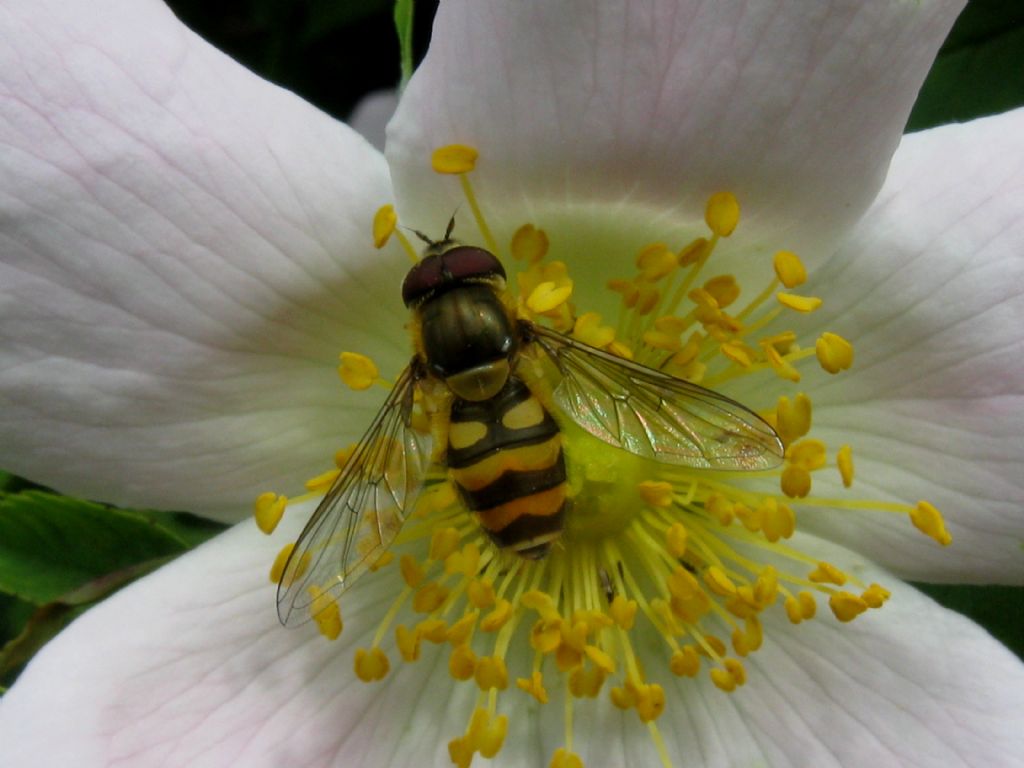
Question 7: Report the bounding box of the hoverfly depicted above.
[276,229,783,626]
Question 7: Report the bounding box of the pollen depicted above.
[431,144,479,174]
[338,351,379,390]
[261,157,956,768]
[253,491,287,534]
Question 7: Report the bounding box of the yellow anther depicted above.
[721,340,754,367]
[706,493,734,525]
[704,275,740,308]
[531,619,563,654]
[253,492,286,535]
[334,444,356,468]
[417,618,448,644]
[338,351,379,390]
[610,684,635,710]
[635,242,677,281]
[429,526,461,561]
[705,192,740,237]
[760,498,795,542]
[809,561,847,586]
[776,392,812,445]
[773,250,807,288]
[670,645,701,677]
[354,647,389,681]
[607,277,639,307]
[584,644,616,675]
[372,204,397,248]
[665,522,688,557]
[764,345,800,382]
[573,312,615,348]
[474,655,509,691]
[517,670,550,704]
[724,658,747,686]
[561,621,589,654]
[445,542,481,578]
[396,624,420,662]
[269,542,294,584]
[481,598,513,632]
[527,281,574,313]
[837,444,855,487]
[642,329,681,352]
[413,581,450,613]
[787,439,827,471]
[829,591,869,622]
[400,554,425,588]
[570,610,613,634]
[510,223,549,263]
[710,667,737,692]
[634,683,666,722]
[477,713,508,759]
[732,616,763,656]
[781,466,811,498]
[448,643,477,680]
[635,283,660,315]
[704,566,737,597]
[521,590,560,621]
[776,292,823,313]
[304,467,339,493]
[448,736,473,768]
[609,595,637,630]
[307,585,343,640]
[467,577,496,609]
[550,748,585,768]
[369,550,394,572]
[784,596,804,624]
[569,664,607,698]
[667,564,702,601]
[754,566,779,606]
[816,332,854,373]
[446,611,479,645]
[862,583,892,608]
[798,591,817,619]
[607,340,635,360]
[431,144,479,174]
[678,237,709,266]
[911,500,953,546]
[637,480,674,508]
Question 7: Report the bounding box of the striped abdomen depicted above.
[446,376,566,559]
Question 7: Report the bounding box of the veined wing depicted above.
[276,365,433,627]
[528,324,783,470]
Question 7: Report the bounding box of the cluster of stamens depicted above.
[255,144,952,768]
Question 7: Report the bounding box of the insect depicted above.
[276,229,783,626]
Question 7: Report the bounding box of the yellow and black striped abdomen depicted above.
[447,376,566,559]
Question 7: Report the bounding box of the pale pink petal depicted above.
[0,0,410,520]
[388,0,964,260]
[3,524,1021,767]
[782,109,1024,583]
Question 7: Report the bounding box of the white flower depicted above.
[1,1,1023,766]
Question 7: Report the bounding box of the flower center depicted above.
[255,145,952,768]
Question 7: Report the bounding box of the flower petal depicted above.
[0,0,410,519]
[657,536,1024,767]
[787,109,1024,583]
[3,526,1021,767]
[388,0,964,257]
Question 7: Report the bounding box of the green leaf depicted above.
[303,0,392,44]
[0,491,189,604]
[908,2,1024,130]
[394,0,415,89]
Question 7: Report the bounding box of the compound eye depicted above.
[443,246,506,283]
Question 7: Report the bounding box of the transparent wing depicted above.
[528,324,783,470]
[276,365,433,627]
